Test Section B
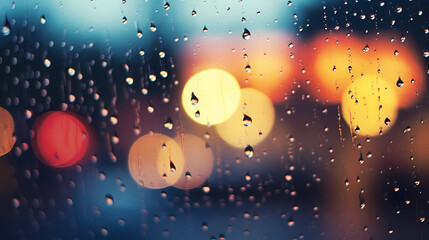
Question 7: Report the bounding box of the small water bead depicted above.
[136,29,142,38]
[125,77,134,85]
[122,16,127,24]
[40,15,46,24]
[202,186,210,193]
[244,145,254,158]
[164,118,173,130]
[191,92,199,105]
[164,2,170,10]
[105,194,114,206]
[150,23,157,32]
[242,28,251,40]
[242,114,252,126]
[160,70,168,78]
[245,65,251,72]
[100,228,109,236]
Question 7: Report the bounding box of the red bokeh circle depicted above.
[32,111,91,168]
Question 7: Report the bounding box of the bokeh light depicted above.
[180,31,299,103]
[215,88,275,148]
[173,134,214,190]
[31,111,91,167]
[181,69,241,126]
[0,107,15,157]
[370,33,426,108]
[128,133,185,189]
[341,75,398,136]
[302,32,366,104]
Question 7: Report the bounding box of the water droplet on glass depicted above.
[396,77,404,87]
[2,18,11,36]
[164,2,170,10]
[245,65,251,72]
[384,117,391,125]
[242,28,251,40]
[170,160,176,172]
[150,23,157,32]
[185,171,192,180]
[164,118,173,130]
[137,29,143,38]
[122,16,127,24]
[242,114,252,126]
[191,92,199,105]
[195,110,200,118]
[105,194,114,206]
[40,15,46,24]
[244,145,254,158]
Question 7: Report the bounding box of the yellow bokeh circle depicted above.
[181,69,241,126]
[128,133,185,189]
[215,88,275,148]
[341,75,398,137]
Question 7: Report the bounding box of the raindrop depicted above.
[185,171,192,180]
[195,110,200,118]
[164,118,173,130]
[40,15,46,24]
[202,26,208,32]
[191,10,197,16]
[170,160,176,172]
[191,92,199,105]
[358,152,364,164]
[2,18,11,36]
[242,114,252,126]
[384,118,391,126]
[105,194,114,206]
[242,28,251,40]
[164,2,170,10]
[150,23,157,32]
[244,145,254,158]
[122,16,127,24]
[137,29,143,38]
[396,77,404,87]
[245,65,251,72]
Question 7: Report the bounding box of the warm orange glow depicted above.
[180,31,299,103]
[173,134,214,190]
[32,111,91,167]
[302,32,367,104]
[128,133,185,189]
[0,107,15,157]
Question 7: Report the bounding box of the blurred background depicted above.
[0,0,428,239]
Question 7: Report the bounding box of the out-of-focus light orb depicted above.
[0,107,15,157]
[173,134,214,190]
[370,33,426,108]
[181,31,299,103]
[215,88,275,148]
[181,69,241,126]
[303,32,366,104]
[128,133,185,189]
[31,111,90,167]
[341,76,398,137]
